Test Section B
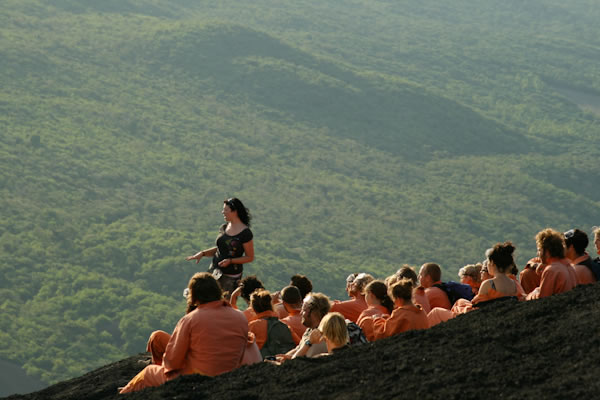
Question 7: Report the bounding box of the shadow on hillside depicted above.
[139,24,533,160]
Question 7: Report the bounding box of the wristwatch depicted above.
[304,340,312,347]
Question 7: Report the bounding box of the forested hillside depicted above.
[1,0,599,391]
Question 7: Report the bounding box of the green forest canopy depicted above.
[1,0,599,386]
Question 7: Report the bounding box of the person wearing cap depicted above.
[279,285,307,342]
[526,228,577,300]
[564,228,599,285]
[418,263,452,310]
[330,273,373,323]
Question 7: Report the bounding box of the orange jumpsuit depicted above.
[330,295,368,323]
[274,302,289,319]
[368,304,429,340]
[526,258,577,300]
[413,287,431,314]
[451,280,525,315]
[357,305,391,342]
[119,300,249,394]
[243,307,257,322]
[281,309,306,345]
[425,283,451,310]
[519,257,541,294]
[571,254,597,285]
[427,307,455,327]
[248,310,298,348]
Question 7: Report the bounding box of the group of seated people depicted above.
[119,227,600,394]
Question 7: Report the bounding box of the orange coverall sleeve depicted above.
[248,319,268,349]
[372,313,408,340]
[162,316,191,375]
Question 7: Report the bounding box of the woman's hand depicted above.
[185,251,204,264]
[218,258,232,268]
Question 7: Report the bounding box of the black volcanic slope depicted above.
[6,283,600,400]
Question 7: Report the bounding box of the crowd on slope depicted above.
[118,198,600,394]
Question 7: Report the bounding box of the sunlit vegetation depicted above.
[1,0,599,385]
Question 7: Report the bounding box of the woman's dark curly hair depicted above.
[224,197,252,227]
[487,241,516,273]
[240,275,264,302]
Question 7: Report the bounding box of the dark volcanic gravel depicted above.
[5,283,600,400]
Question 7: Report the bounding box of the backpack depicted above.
[434,281,474,305]
[260,317,296,359]
[346,320,368,345]
[584,258,600,281]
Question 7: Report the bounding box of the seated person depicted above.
[307,312,350,355]
[276,293,331,361]
[527,228,577,300]
[564,228,599,285]
[458,264,482,295]
[453,242,525,315]
[519,257,542,294]
[480,260,493,281]
[330,273,373,323]
[357,280,394,341]
[119,273,249,394]
[387,265,431,314]
[279,285,307,342]
[274,274,314,319]
[418,263,452,310]
[247,290,298,354]
[229,275,264,322]
[361,278,429,340]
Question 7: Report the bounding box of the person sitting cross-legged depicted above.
[119,273,250,394]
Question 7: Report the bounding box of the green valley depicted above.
[1,0,599,389]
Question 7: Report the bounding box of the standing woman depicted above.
[186,198,254,295]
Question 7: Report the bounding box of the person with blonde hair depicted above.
[593,226,600,264]
[526,228,577,300]
[317,312,350,353]
[458,264,482,295]
[274,293,331,362]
